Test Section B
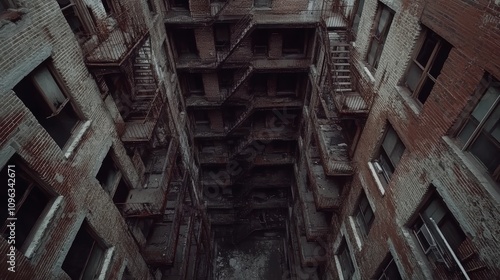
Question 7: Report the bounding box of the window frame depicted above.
[403,28,452,105]
[375,255,402,280]
[337,237,355,280]
[62,220,108,280]
[254,0,271,8]
[13,61,84,149]
[354,191,374,238]
[410,191,466,265]
[1,157,57,255]
[455,74,500,183]
[372,124,405,186]
[366,3,394,71]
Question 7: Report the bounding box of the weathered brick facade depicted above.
[0,0,498,279]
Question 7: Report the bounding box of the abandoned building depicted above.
[0,0,499,279]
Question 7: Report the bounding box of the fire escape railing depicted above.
[82,3,148,65]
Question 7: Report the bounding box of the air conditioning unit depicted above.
[414,222,446,264]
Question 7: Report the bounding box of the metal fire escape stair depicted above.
[221,65,254,104]
[128,39,156,121]
[216,14,256,67]
[225,98,256,134]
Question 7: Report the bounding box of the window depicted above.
[366,3,394,70]
[122,267,135,280]
[412,192,466,264]
[354,191,374,237]
[373,124,405,186]
[282,30,305,55]
[218,70,233,94]
[101,0,116,15]
[375,255,402,280]
[146,0,155,14]
[252,29,269,56]
[276,73,297,95]
[337,238,355,280]
[58,0,93,43]
[214,23,230,51]
[251,73,268,95]
[352,0,365,37]
[0,0,22,21]
[170,0,189,9]
[185,73,204,95]
[62,221,106,280]
[404,29,452,104]
[14,62,82,149]
[172,29,198,57]
[96,150,120,194]
[254,0,271,8]
[457,74,500,183]
[1,158,54,254]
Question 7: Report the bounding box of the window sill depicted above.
[348,216,363,251]
[442,136,500,200]
[368,161,386,196]
[97,247,115,280]
[395,86,421,115]
[25,196,63,259]
[362,66,376,84]
[64,120,91,159]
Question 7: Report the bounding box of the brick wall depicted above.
[335,0,500,278]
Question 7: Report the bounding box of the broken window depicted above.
[252,29,269,55]
[456,74,500,183]
[96,149,120,194]
[254,0,271,8]
[101,0,116,15]
[0,157,54,254]
[214,23,230,51]
[373,124,405,187]
[352,0,365,37]
[58,0,93,43]
[355,191,374,237]
[282,29,305,55]
[404,28,452,104]
[337,238,355,280]
[170,0,189,10]
[113,178,130,204]
[276,73,298,95]
[412,192,466,264]
[172,29,198,57]
[375,255,402,280]
[366,3,394,70]
[14,61,82,149]
[62,221,107,280]
[186,73,204,95]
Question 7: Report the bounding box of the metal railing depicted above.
[83,3,148,64]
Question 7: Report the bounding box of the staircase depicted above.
[216,14,256,67]
[232,136,255,157]
[225,98,256,134]
[328,31,368,115]
[128,38,157,121]
[221,65,254,103]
